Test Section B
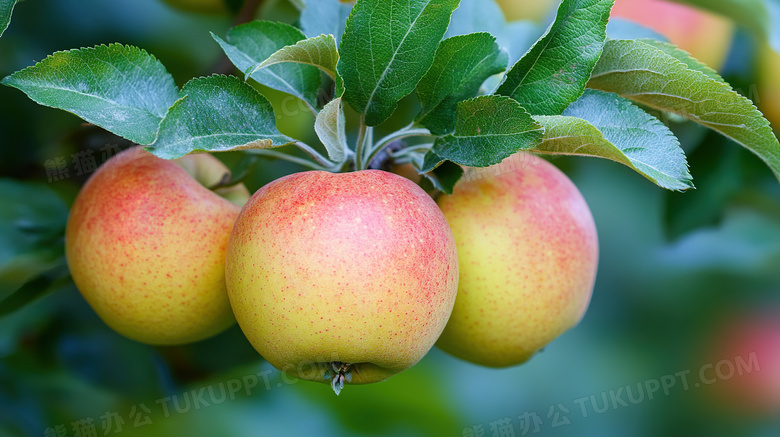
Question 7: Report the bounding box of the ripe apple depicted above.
[162,0,228,15]
[435,153,598,367]
[611,0,734,69]
[225,170,459,393]
[757,45,780,131]
[495,0,558,22]
[65,147,250,345]
[704,312,780,415]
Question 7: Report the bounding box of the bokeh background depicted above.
[1,0,779,436]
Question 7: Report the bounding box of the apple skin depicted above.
[65,147,249,345]
[495,0,558,22]
[611,0,733,69]
[705,313,780,415]
[225,170,459,385]
[435,154,598,367]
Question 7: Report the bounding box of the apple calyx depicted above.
[322,361,358,395]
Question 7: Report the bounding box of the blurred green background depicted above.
[1,0,779,436]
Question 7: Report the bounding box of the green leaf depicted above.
[420,95,544,171]
[532,89,693,191]
[636,38,723,83]
[671,0,780,52]
[338,0,460,126]
[146,75,294,160]
[0,179,68,248]
[212,21,321,110]
[416,33,508,135]
[288,0,306,9]
[0,260,70,316]
[0,179,68,300]
[588,38,780,180]
[0,246,63,302]
[419,160,464,195]
[1,0,18,37]
[314,97,349,163]
[246,34,339,80]
[495,0,614,115]
[1,44,179,145]
[300,0,353,45]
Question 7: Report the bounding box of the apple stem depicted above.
[354,117,369,170]
[363,124,434,169]
[247,149,332,171]
[295,141,336,168]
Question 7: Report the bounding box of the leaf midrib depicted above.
[14,81,160,120]
[364,1,430,112]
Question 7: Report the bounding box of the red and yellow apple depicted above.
[435,153,598,367]
[66,147,249,345]
[496,0,558,22]
[611,0,734,69]
[225,170,459,393]
[704,312,780,415]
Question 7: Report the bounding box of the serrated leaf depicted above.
[671,0,780,52]
[420,95,544,171]
[636,39,723,83]
[300,0,353,45]
[338,0,460,126]
[588,38,780,180]
[146,75,294,160]
[416,33,508,135]
[1,0,18,37]
[532,89,693,190]
[212,21,321,110]
[495,0,614,115]
[1,44,179,145]
[314,97,348,163]
[247,34,339,80]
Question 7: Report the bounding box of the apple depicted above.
[495,0,558,22]
[65,147,250,345]
[162,0,228,15]
[757,45,780,131]
[611,0,734,69]
[704,312,780,415]
[435,153,598,367]
[225,170,459,393]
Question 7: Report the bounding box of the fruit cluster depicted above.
[66,146,598,394]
